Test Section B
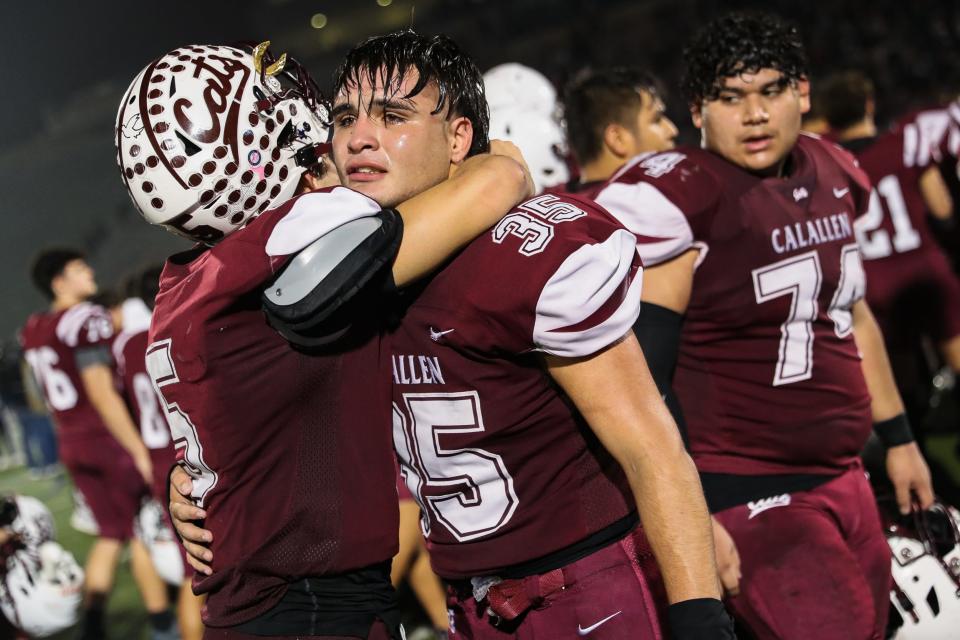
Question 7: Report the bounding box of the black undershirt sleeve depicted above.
[632,302,689,446]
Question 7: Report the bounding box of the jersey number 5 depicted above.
[752,245,865,386]
[393,391,519,542]
[145,339,218,506]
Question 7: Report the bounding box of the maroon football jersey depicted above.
[20,303,115,444]
[113,328,176,501]
[391,193,643,579]
[146,187,399,626]
[595,135,874,476]
[844,119,960,332]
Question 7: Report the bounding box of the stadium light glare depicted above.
[310,13,328,29]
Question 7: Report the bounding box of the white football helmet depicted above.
[488,106,569,193]
[882,498,960,639]
[134,499,185,586]
[115,41,331,244]
[0,542,83,638]
[483,63,557,117]
[7,496,55,549]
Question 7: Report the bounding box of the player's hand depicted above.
[168,466,214,575]
[711,517,741,597]
[489,139,536,198]
[886,442,934,515]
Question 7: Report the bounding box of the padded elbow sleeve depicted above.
[262,210,403,347]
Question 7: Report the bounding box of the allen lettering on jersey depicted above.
[392,354,445,385]
[771,212,853,254]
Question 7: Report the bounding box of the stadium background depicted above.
[1,0,959,637]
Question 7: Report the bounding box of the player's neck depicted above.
[51,294,82,312]
[836,119,876,142]
[580,154,628,183]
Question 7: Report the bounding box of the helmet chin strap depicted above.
[294,142,332,168]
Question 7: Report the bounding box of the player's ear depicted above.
[690,104,704,130]
[797,77,811,115]
[448,115,473,164]
[603,123,631,159]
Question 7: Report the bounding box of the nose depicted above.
[666,117,679,140]
[742,94,769,126]
[345,112,379,154]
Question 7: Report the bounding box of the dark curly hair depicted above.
[681,12,808,106]
[332,30,490,157]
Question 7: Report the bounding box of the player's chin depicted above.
[739,150,784,175]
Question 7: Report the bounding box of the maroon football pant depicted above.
[202,619,395,640]
[714,465,891,640]
[60,434,148,540]
[446,528,666,639]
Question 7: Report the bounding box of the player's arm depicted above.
[851,299,934,513]
[79,359,152,486]
[633,251,742,598]
[262,143,531,346]
[546,336,732,636]
[391,140,533,286]
[919,166,953,221]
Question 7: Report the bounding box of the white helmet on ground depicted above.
[7,496,55,549]
[0,541,83,638]
[882,498,960,639]
[488,106,569,193]
[483,63,557,117]
[134,499,184,586]
[115,41,331,244]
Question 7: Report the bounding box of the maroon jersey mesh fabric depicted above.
[595,135,874,476]
[145,187,399,627]
[114,328,176,502]
[391,193,643,579]
[20,303,115,444]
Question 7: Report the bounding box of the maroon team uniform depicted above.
[113,327,193,578]
[391,193,664,638]
[596,135,891,640]
[20,303,147,540]
[146,187,400,635]
[839,117,960,347]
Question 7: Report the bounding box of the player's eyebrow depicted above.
[719,77,789,95]
[331,97,417,119]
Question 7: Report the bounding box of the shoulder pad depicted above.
[262,210,402,346]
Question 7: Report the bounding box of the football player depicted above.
[593,12,934,640]
[817,71,960,423]
[19,250,174,639]
[111,266,204,640]
[561,66,678,196]
[561,65,741,597]
[173,30,734,640]
[115,41,532,639]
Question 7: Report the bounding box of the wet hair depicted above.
[682,12,808,106]
[563,67,664,164]
[30,248,85,300]
[332,30,490,156]
[817,71,875,131]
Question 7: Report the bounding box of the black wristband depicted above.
[667,598,736,640]
[874,413,915,448]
